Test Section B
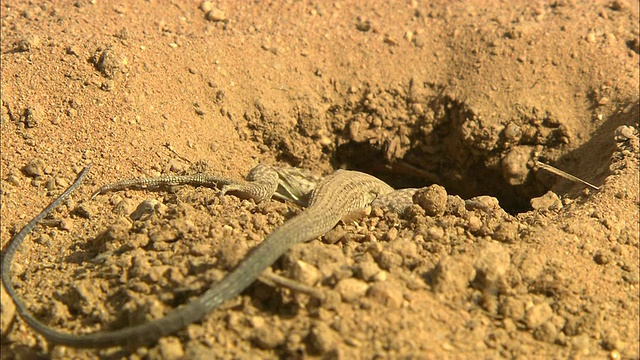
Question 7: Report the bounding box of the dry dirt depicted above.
[1,0,639,359]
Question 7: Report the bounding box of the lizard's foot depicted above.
[219,164,280,203]
[220,182,275,203]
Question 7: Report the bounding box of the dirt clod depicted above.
[413,185,448,216]
[0,286,16,335]
[23,105,44,128]
[524,302,554,330]
[334,278,369,303]
[366,281,403,308]
[253,326,285,350]
[91,47,121,79]
[431,255,476,296]
[308,322,338,354]
[157,337,185,360]
[23,158,46,178]
[206,8,226,22]
[290,260,321,286]
[530,191,563,211]
[501,146,533,186]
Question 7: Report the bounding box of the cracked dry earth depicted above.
[1,0,639,359]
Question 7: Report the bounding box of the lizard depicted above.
[2,163,417,349]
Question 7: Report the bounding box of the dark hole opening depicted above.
[332,141,544,215]
[328,95,555,215]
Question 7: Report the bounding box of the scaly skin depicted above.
[2,165,406,348]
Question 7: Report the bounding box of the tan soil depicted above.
[1,0,639,359]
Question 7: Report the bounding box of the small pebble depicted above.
[385,227,398,241]
[102,217,133,245]
[500,297,526,321]
[371,270,387,282]
[23,105,45,128]
[593,251,611,265]
[431,256,476,294]
[445,195,467,216]
[376,250,402,270]
[59,218,74,231]
[252,326,285,349]
[45,178,58,191]
[285,333,304,355]
[427,226,444,240]
[16,34,41,52]
[101,79,115,91]
[467,215,482,232]
[183,342,216,359]
[334,278,368,303]
[466,196,501,212]
[23,158,46,177]
[533,321,558,343]
[93,48,121,79]
[73,202,95,219]
[308,322,338,354]
[525,302,553,329]
[157,337,184,360]
[7,172,21,186]
[1,286,16,335]
[405,31,413,42]
[492,222,519,243]
[357,261,382,281]
[622,272,639,285]
[474,243,510,289]
[290,260,321,286]
[530,191,563,211]
[55,176,69,188]
[323,227,347,244]
[571,333,592,356]
[130,199,162,220]
[413,185,448,216]
[504,122,522,142]
[66,45,80,56]
[200,1,213,12]
[501,146,532,185]
[206,8,226,22]
[186,324,205,340]
[366,281,403,308]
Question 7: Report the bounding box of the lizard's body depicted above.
[2,164,412,348]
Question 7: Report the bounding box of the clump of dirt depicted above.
[1,1,638,359]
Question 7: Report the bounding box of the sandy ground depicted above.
[1,0,639,359]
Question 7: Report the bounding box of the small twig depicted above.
[259,268,325,300]
[535,160,600,190]
[163,142,192,164]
